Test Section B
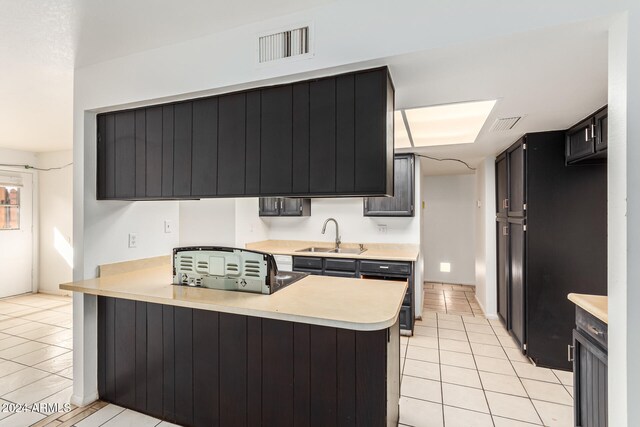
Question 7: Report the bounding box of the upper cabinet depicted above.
[258,198,311,217]
[363,154,415,217]
[96,67,395,200]
[565,106,607,165]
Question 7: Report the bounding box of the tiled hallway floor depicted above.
[1,291,574,426]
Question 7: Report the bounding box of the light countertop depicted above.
[61,263,406,331]
[568,293,608,324]
[246,240,420,262]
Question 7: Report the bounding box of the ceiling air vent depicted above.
[259,26,310,63]
[490,117,521,132]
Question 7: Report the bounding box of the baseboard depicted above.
[473,294,499,320]
[70,391,99,407]
[37,290,72,297]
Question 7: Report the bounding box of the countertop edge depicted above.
[568,293,608,324]
[60,282,403,331]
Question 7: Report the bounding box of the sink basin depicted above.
[330,248,367,255]
[296,247,335,253]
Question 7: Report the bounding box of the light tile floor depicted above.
[0,289,574,426]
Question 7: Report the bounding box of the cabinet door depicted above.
[507,140,526,217]
[134,110,146,199]
[566,117,595,163]
[173,102,193,197]
[363,154,414,217]
[292,83,310,194]
[280,198,310,216]
[595,108,608,152]
[260,85,293,195]
[336,74,356,193]
[191,98,218,197]
[97,113,115,199]
[573,329,608,427]
[309,78,336,194]
[161,105,175,198]
[509,219,526,351]
[354,69,391,194]
[495,153,508,217]
[218,93,246,196]
[259,198,281,216]
[496,218,509,326]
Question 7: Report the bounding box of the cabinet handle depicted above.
[274,200,277,210]
[504,199,509,209]
[379,265,389,269]
[585,128,589,141]
[568,344,574,362]
[503,226,509,236]
[591,124,596,139]
[587,325,604,337]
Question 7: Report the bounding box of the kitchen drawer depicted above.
[325,258,357,272]
[293,256,323,270]
[576,306,607,349]
[359,260,411,276]
[399,306,411,330]
[325,270,358,278]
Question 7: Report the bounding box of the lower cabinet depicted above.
[259,198,311,216]
[572,307,608,427]
[293,256,414,333]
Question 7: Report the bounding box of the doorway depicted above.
[0,170,33,298]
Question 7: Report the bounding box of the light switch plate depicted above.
[378,224,388,234]
[128,233,137,248]
[164,220,173,233]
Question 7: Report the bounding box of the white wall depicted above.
[179,199,236,247]
[37,150,73,295]
[422,174,476,285]
[474,158,497,318]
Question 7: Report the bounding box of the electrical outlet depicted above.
[378,224,388,234]
[128,233,137,248]
[164,220,173,233]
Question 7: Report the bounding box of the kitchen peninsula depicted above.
[61,257,405,427]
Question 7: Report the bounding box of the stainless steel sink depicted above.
[330,248,367,255]
[296,247,335,253]
[296,247,367,255]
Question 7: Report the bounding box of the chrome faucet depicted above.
[321,218,341,249]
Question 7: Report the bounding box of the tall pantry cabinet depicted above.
[495,131,607,370]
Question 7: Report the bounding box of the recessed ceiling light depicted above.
[394,111,412,149]
[403,100,496,147]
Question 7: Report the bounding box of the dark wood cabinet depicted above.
[258,198,311,217]
[96,67,394,200]
[495,153,508,218]
[364,154,414,217]
[573,307,608,427]
[495,131,607,370]
[566,106,607,164]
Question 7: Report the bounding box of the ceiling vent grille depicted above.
[259,26,309,63]
[490,117,521,132]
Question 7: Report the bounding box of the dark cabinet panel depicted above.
[134,110,146,198]
[508,219,526,351]
[173,102,193,197]
[219,313,248,426]
[573,326,608,427]
[364,154,414,217]
[146,303,163,418]
[162,305,175,422]
[114,111,136,198]
[309,325,337,425]
[262,319,294,426]
[191,98,218,197]
[134,301,147,411]
[496,218,509,326]
[292,82,310,194]
[259,197,281,216]
[595,108,607,152]
[161,105,174,198]
[245,91,261,195]
[174,307,193,426]
[114,299,136,408]
[97,67,394,200]
[309,78,336,193]
[261,85,293,195]
[193,309,219,427]
[145,107,163,198]
[354,69,389,194]
[507,140,525,217]
[336,74,356,193]
[218,93,246,195]
[495,153,508,217]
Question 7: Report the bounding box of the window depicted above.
[0,185,20,230]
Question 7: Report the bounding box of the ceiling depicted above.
[0,1,607,165]
[0,0,334,153]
